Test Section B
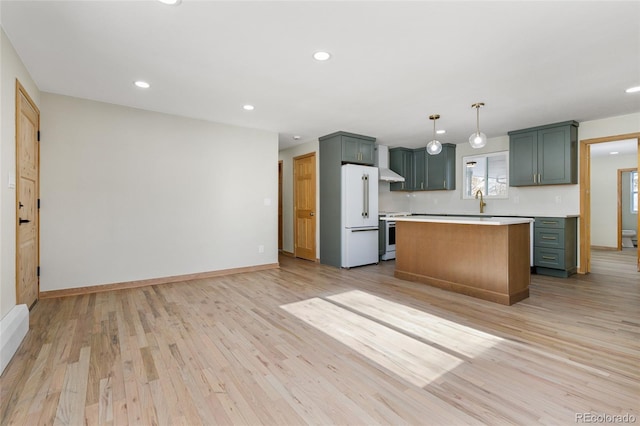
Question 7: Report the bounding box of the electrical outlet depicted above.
[258,245,264,253]
[555,195,562,204]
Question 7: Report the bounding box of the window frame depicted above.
[462,150,509,200]
[631,170,638,213]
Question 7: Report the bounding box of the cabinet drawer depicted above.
[534,228,565,249]
[534,247,565,269]
[535,217,565,229]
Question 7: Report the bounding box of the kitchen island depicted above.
[392,216,533,305]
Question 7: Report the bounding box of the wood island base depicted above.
[394,220,531,305]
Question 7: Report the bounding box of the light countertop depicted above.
[386,215,535,226]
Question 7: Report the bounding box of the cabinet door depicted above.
[509,131,537,186]
[425,144,455,190]
[341,136,375,165]
[359,140,375,165]
[412,148,426,190]
[389,148,412,191]
[341,136,362,163]
[538,126,573,185]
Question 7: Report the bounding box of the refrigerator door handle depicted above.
[350,228,378,232]
[362,174,369,218]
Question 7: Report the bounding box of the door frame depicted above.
[293,152,317,261]
[579,132,640,273]
[278,160,283,250]
[617,167,637,250]
[15,79,41,305]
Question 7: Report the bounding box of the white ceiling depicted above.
[2,1,639,150]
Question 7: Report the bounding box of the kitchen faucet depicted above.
[475,189,486,213]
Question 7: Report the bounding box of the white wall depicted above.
[1,29,40,319]
[591,153,637,247]
[40,93,278,291]
[579,113,640,141]
[278,139,319,255]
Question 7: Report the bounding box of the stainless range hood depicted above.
[376,145,405,182]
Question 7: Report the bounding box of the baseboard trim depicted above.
[590,245,618,251]
[39,263,280,299]
[1,304,29,375]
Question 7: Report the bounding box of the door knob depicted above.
[19,218,30,225]
[310,212,315,216]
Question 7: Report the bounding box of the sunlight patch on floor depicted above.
[281,296,464,387]
[281,290,508,387]
[328,290,504,358]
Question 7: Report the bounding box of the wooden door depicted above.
[16,81,40,308]
[294,153,316,261]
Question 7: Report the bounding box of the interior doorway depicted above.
[618,168,637,250]
[580,133,640,273]
[293,153,317,261]
[15,80,40,308]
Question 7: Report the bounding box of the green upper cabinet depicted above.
[425,143,456,190]
[412,148,426,190]
[390,144,456,191]
[340,134,376,165]
[389,147,413,191]
[508,121,578,186]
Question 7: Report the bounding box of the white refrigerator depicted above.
[341,164,379,268]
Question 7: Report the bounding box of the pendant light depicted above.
[427,114,442,155]
[469,102,487,149]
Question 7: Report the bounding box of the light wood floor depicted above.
[2,250,638,425]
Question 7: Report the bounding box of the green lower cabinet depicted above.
[533,217,577,277]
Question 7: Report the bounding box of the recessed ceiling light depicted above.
[610,151,619,155]
[293,135,301,140]
[313,51,331,61]
[436,129,446,135]
[158,0,181,5]
[243,104,255,111]
[625,86,640,93]
[134,81,150,89]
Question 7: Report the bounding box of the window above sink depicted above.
[463,151,509,199]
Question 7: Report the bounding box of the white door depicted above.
[342,164,379,228]
[342,227,379,268]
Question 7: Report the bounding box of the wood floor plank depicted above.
[1,248,637,425]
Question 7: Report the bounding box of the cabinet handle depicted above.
[542,221,558,225]
[443,180,446,188]
[538,173,541,183]
[421,182,423,190]
[533,174,537,183]
[541,236,557,240]
[542,256,556,260]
